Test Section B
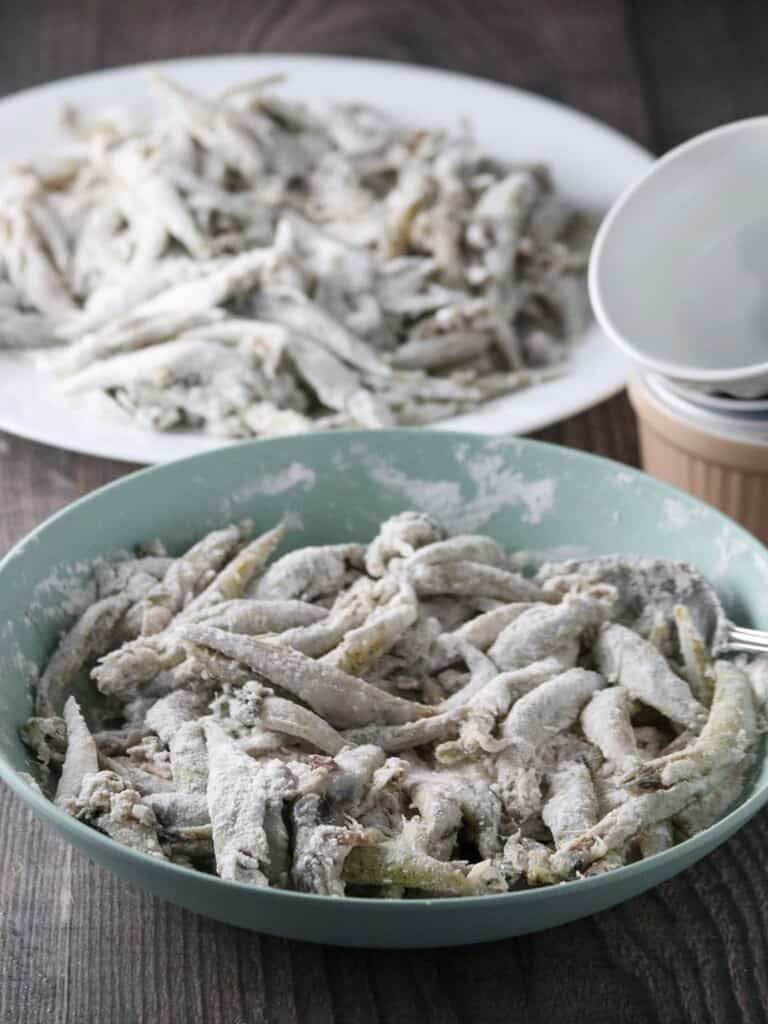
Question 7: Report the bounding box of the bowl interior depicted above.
[591,118,768,383]
[2,430,768,911]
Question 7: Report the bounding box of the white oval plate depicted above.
[0,55,651,464]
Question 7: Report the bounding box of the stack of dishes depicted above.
[590,118,768,542]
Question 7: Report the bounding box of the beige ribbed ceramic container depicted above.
[628,374,768,544]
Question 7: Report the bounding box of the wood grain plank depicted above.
[0,0,652,146]
[0,796,72,1024]
[627,0,768,149]
[0,432,135,554]
[0,0,102,94]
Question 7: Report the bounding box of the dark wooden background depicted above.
[2,2,768,1021]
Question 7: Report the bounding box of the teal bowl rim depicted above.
[1,428,767,913]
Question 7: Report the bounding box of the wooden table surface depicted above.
[2,2,768,1021]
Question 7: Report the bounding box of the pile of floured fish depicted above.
[0,71,592,438]
[21,511,765,897]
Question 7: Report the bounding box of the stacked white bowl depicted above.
[589,117,768,539]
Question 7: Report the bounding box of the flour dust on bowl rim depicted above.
[1,429,766,948]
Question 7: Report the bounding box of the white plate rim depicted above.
[0,53,652,463]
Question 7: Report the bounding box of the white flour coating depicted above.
[751,553,768,591]
[2,441,767,740]
[465,453,555,525]
[3,531,41,562]
[281,510,305,534]
[0,620,40,734]
[218,463,316,519]
[482,436,527,456]
[28,560,98,621]
[3,74,593,441]
[662,499,703,532]
[453,439,528,464]
[537,553,730,651]
[366,455,555,533]
[0,621,39,683]
[452,442,472,465]
[510,545,588,572]
[715,530,750,580]
[231,463,317,504]
[17,508,765,897]
[612,470,636,487]
[331,451,351,472]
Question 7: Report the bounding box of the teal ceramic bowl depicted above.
[1,430,767,948]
